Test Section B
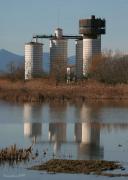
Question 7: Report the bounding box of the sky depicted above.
[0,0,128,56]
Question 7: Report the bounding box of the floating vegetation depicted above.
[30,159,128,177]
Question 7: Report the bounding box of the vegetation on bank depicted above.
[0,78,128,102]
[3,50,128,84]
[89,52,128,84]
[0,51,128,102]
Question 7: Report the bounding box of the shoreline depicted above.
[0,78,128,103]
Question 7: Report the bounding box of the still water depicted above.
[0,100,128,179]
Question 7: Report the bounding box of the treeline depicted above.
[0,61,24,81]
[1,51,128,85]
[89,52,128,84]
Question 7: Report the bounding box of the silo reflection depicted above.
[49,122,66,153]
[74,103,103,160]
[23,104,42,143]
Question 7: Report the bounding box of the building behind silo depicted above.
[79,15,106,76]
[50,28,67,79]
[25,42,43,80]
[75,39,83,79]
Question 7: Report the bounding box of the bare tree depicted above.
[89,52,128,84]
[6,61,24,80]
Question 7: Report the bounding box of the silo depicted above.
[83,37,101,76]
[25,42,43,80]
[50,28,67,79]
[79,15,106,76]
[75,39,83,79]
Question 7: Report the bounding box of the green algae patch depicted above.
[29,159,127,177]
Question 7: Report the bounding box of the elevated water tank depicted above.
[79,15,106,76]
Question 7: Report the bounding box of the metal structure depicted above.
[25,42,43,80]
[33,29,82,80]
[79,15,106,76]
[33,35,82,41]
[31,15,106,79]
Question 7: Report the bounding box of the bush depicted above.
[5,62,24,81]
[89,53,128,84]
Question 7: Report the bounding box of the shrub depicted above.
[89,52,128,84]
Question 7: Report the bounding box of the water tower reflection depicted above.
[75,104,104,159]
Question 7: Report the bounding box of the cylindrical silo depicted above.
[75,39,83,79]
[83,36,101,76]
[50,28,67,79]
[25,42,43,80]
[79,15,106,76]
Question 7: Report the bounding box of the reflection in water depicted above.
[22,102,128,160]
[1,99,128,174]
[23,103,103,159]
[2,100,128,179]
[49,102,67,122]
[24,123,42,141]
[79,103,101,122]
[75,103,103,159]
[24,104,42,143]
[75,123,103,160]
[49,123,66,153]
[75,104,103,159]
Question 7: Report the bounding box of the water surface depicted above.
[0,101,128,179]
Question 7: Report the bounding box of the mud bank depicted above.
[30,159,128,177]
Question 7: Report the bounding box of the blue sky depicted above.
[0,0,128,55]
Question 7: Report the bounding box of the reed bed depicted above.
[0,144,32,163]
[0,78,128,103]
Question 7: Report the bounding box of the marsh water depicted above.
[0,100,128,179]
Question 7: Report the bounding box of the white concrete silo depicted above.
[25,42,43,80]
[50,28,67,77]
[83,37,101,76]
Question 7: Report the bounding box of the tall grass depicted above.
[0,78,128,102]
[0,51,128,102]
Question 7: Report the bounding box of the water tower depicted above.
[79,15,106,76]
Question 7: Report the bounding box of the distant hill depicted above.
[0,49,23,72]
[0,49,75,73]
